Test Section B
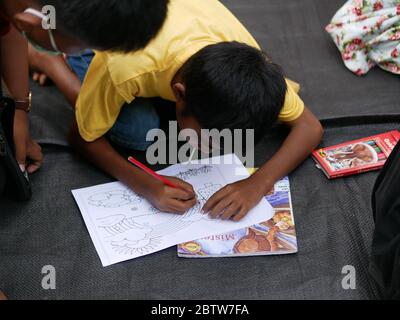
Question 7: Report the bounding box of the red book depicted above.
[312,130,400,179]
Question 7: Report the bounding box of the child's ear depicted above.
[13,12,42,32]
[172,83,186,102]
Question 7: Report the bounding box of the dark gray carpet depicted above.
[224,0,400,120]
[1,0,399,299]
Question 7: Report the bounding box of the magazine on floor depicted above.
[178,174,298,258]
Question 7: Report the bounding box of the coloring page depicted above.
[72,154,274,266]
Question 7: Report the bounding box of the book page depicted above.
[72,154,274,266]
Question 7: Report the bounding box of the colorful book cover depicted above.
[177,176,298,258]
[312,130,400,179]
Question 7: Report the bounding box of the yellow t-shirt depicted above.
[76,0,305,142]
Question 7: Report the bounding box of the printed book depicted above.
[177,175,298,258]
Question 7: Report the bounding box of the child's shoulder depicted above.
[97,50,160,84]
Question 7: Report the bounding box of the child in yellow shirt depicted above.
[66,0,323,220]
[28,0,324,220]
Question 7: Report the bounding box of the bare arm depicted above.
[1,25,42,173]
[68,121,197,213]
[1,24,29,100]
[251,106,324,192]
[203,107,323,221]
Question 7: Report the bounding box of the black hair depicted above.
[181,41,287,142]
[38,0,169,52]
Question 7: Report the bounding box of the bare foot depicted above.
[0,290,7,300]
[28,43,68,86]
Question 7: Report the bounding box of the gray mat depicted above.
[1,0,400,300]
[1,122,398,300]
[224,0,400,120]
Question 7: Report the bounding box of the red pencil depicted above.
[127,156,179,188]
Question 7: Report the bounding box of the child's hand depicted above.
[147,176,197,214]
[202,176,267,221]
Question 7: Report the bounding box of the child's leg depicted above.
[66,53,161,150]
[107,98,160,151]
[28,47,81,106]
[66,52,160,150]
[30,48,160,150]
[66,50,95,83]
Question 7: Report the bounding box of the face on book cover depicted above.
[3,0,89,55]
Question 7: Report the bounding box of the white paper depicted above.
[72,154,274,266]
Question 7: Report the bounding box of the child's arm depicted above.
[202,107,323,221]
[69,121,198,214]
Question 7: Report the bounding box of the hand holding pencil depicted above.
[147,175,197,214]
[128,156,197,214]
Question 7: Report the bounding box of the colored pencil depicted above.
[127,156,179,188]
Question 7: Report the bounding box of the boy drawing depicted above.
[30,0,325,220]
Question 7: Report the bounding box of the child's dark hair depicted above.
[181,41,287,142]
[38,0,169,52]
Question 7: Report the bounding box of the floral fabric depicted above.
[326,0,400,75]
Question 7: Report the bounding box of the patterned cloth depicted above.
[326,0,400,75]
